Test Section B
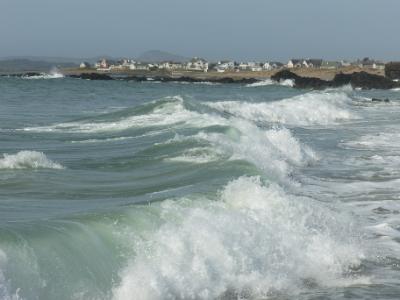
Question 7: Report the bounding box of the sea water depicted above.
[0,76,400,299]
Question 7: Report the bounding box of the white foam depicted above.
[279,79,295,87]
[162,119,317,183]
[203,121,316,182]
[206,91,357,126]
[113,177,366,300]
[246,79,274,87]
[341,132,400,150]
[166,147,225,164]
[246,79,294,87]
[23,96,226,133]
[0,249,21,300]
[22,68,64,80]
[0,151,64,170]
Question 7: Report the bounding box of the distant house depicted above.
[99,58,109,68]
[159,61,184,70]
[135,63,150,71]
[270,62,284,69]
[187,57,209,72]
[286,59,304,68]
[340,60,351,67]
[372,62,385,70]
[251,64,262,72]
[357,57,385,70]
[306,59,323,68]
[214,61,235,72]
[321,61,341,69]
[79,62,91,69]
[262,62,273,70]
[238,62,250,70]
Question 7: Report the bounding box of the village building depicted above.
[214,61,235,72]
[99,58,109,69]
[187,57,209,72]
[286,59,304,68]
[340,60,351,67]
[159,62,184,70]
[306,59,323,68]
[79,62,91,69]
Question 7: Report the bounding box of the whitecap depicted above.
[22,68,64,80]
[246,78,294,87]
[113,176,366,300]
[206,91,357,126]
[23,96,227,133]
[0,151,64,170]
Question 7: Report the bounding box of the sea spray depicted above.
[113,177,365,300]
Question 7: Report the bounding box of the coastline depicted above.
[59,66,384,81]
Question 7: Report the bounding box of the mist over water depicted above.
[1,77,400,299]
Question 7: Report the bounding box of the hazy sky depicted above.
[0,0,399,61]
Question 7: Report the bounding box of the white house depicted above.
[262,62,273,70]
[215,61,235,72]
[79,62,90,69]
[251,65,262,72]
[286,59,303,68]
[187,57,209,72]
[159,62,184,70]
[99,58,109,69]
[238,62,250,70]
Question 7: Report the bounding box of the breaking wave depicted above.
[22,68,64,80]
[23,96,226,133]
[0,151,64,170]
[246,79,294,87]
[113,177,366,300]
[206,91,357,126]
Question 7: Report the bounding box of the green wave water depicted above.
[1,76,400,299]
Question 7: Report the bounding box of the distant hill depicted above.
[137,50,188,63]
[0,59,77,73]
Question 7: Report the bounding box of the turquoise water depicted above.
[1,76,400,299]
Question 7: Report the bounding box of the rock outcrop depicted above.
[272,70,399,90]
[68,73,113,80]
[385,62,400,80]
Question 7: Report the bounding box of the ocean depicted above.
[0,74,400,299]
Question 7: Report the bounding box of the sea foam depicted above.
[246,79,294,87]
[22,68,64,80]
[207,91,357,126]
[23,96,226,134]
[113,177,366,300]
[0,151,64,170]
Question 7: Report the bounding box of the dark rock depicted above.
[22,72,42,77]
[272,70,330,89]
[272,70,400,90]
[68,73,114,80]
[349,71,396,90]
[385,62,400,80]
[371,98,390,103]
[331,73,352,86]
[121,76,258,84]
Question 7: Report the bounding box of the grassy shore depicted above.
[61,66,385,81]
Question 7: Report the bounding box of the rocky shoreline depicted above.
[3,70,400,90]
[271,70,400,90]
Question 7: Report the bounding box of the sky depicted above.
[0,0,399,61]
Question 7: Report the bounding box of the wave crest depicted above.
[207,91,357,126]
[113,177,366,300]
[0,151,64,170]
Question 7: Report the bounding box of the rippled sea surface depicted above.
[1,76,400,299]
